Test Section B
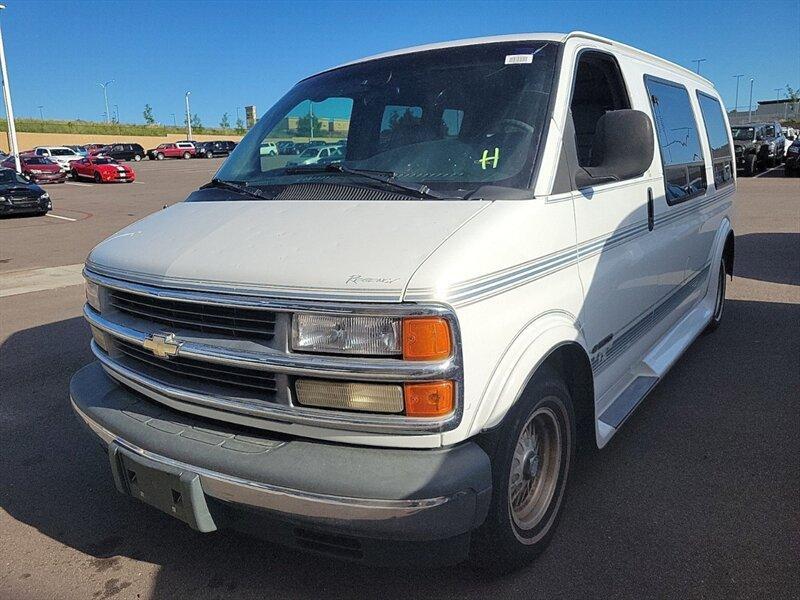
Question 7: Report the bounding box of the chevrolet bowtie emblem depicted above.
[142,332,181,359]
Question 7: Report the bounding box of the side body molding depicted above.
[468,311,589,436]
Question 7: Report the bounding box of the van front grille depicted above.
[114,339,278,397]
[109,289,276,340]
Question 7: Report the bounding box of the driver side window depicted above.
[570,51,631,168]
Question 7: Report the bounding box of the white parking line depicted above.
[45,213,77,222]
[0,263,85,297]
[754,165,781,178]
[65,181,92,187]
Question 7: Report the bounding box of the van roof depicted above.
[317,31,713,89]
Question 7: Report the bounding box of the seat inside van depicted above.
[571,52,631,166]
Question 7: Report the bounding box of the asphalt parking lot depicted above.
[0,162,798,599]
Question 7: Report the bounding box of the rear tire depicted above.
[183,152,191,159]
[705,258,727,333]
[71,169,79,180]
[156,152,165,160]
[206,151,213,159]
[133,154,142,162]
[93,172,102,183]
[470,365,574,574]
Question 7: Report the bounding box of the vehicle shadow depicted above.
[733,233,800,286]
[2,291,798,598]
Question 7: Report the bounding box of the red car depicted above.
[71,156,136,183]
[146,142,196,160]
[1,155,66,183]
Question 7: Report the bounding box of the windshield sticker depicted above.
[504,54,534,65]
[478,147,500,169]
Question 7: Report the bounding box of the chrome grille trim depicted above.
[108,287,276,339]
[85,305,458,382]
[115,339,278,394]
[82,269,464,435]
[92,341,459,434]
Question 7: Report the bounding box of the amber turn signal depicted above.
[402,317,452,361]
[404,381,454,417]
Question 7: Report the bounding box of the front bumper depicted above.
[31,172,67,183]
[71,362,491,558]
[0,197,50,214]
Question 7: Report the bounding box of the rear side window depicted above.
[645,76,707,204]
[696,92,734,189]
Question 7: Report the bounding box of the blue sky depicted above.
[2,0,798,125]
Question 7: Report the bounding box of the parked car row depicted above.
[261,139,348,156]
[731,120,797,177]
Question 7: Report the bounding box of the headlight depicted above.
[30,169,43,174]
[39,192,49,200]
[292,314,452,360]
[0,195,7,204]
[292,314,401,355]
[85,279,101,312]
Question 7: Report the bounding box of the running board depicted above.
[598,375,659,430]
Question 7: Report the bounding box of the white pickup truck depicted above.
[71,31,735,571]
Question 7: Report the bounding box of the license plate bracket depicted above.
[108,443,216,532]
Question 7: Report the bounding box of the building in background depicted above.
[245,105,257,128]
[728,98,799,125]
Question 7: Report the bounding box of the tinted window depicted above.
[697,92,734,188]
[645,76,707,204]
[571,51,631,168]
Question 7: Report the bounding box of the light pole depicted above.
[733,74,744,112]
[98,79,114,124]
[170,113,176,127]
[37,105,44,121]
[0,4,21,172]
[114,104,119,123]
[692,58,706,74]
[309,100,314,141]
[184,91,192,140]
[748,78,754,123]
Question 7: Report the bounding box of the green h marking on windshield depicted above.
[479,147,500,169]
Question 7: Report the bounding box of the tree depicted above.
[191,113,203,132]
[219,112,230,130]
[143,104,155,125]
[787,85,799,104]
[235,116,245,134]
[297,115,322,137]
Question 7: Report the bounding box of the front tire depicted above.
[93,172,102,184]
[133,154,142,162]
[470,365,574,573]
[156,152,165,161]
[705,258,727,333]
[71,169,79,180]
[743,154,757,177]
[183,151,191,159]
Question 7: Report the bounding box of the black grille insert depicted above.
[108,289,276,340]
[115,339,277,396]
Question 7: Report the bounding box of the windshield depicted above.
[25,157,51,165]
[216,41,560,198]
[93,157,116,164]
[50,148,75,156]
[0,169,30,185]
[731,127,755,141]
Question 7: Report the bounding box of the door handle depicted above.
[647,187,655,232]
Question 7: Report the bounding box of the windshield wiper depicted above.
[201,178,267,200]
[283,163,450,199]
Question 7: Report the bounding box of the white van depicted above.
[72,31,736,570]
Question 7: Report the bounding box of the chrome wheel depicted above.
[508,404,562,532]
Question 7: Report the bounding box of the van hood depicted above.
[87,199,489,302]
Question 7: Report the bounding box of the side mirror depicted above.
[575,109,655,189]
